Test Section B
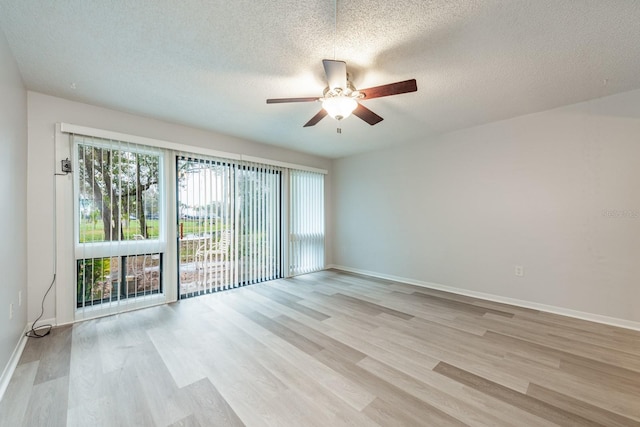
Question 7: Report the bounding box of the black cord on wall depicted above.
[25,275,54,338]
[26,149,72,339]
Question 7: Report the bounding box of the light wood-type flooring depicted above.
[2,269,640,426]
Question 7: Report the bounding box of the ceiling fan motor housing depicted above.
[265,59,417,127]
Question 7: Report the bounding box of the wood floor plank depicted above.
[483,329,640,407]
[147,326,208,388]
[313,349,466,426]
[353,289,490,336]
[355,349,553,426]
[211,302,378,413]
[325,325,555,426]
[228,285,336,339]
[357,356,514,426]
[21,374,69,427]
[232,305,325,356]
[331,327,439,370]
[67,321,107,410]
[519,309,640,341]
[177,377,245,427]
[30,325,72,386]
[333,293,415,320]
[362,396,438,427]
[298,298,382,332]
[250,285,331,321]
[558,357,640,395]
[484,311,640,357]
[212,319,377,426]
[66,396,110,427]
[433,361,603,427]
[168,413,203,427]
[381,329,530,392]
[412,291,515,318]
[5,270,640,426]
[193,332,294,426]
[483,343,640,419]
[527,383,640,427]
[480,316,640,372]
[135,340,191,426]
[274,314,366,364]
[201,317,369,427]
[0,361,39,427]
[318,291,384,316]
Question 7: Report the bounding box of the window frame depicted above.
[57,123,327,323]
[73,136,167,260]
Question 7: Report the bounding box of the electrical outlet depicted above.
[514,265,524,277]
[9,303,13,320]
[19,291,22,306]
[61,158,72,173]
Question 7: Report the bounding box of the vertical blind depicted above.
[74,134,165,318]
[237,161,282,286]
[177,155,281,298]
[73,130,324,316]
[176,156,234,296]
[289,170,325,275]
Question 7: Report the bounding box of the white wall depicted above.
[332,89,640,324]
[27,92,332,323]
[0,30,28,379]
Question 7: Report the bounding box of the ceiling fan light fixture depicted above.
[322,95,358,121]
[266,58,417,127]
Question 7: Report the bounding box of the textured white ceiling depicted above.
[2,1,640,158]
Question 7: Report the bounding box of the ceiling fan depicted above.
[266,59,417,127]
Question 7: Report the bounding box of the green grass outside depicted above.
[79,219,225,243]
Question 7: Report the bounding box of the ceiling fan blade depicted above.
[266,97,319,104]
[303,109,328,127]
[323,59,347,90]
[360,79,417,100]
[352,103,384,125]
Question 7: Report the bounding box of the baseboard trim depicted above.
[0,326,28,403]
[327,264,640,332]
[0,316,62,402]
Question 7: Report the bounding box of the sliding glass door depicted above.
[71,127,323,319]
[177,157,282,298]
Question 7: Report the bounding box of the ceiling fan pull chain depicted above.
[334,0,337,60]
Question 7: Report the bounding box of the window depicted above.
[289,170,324,275]
[76,254,162,308]
[74,135,165,314]
[64,124,326,321]
[77,140,161,243]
